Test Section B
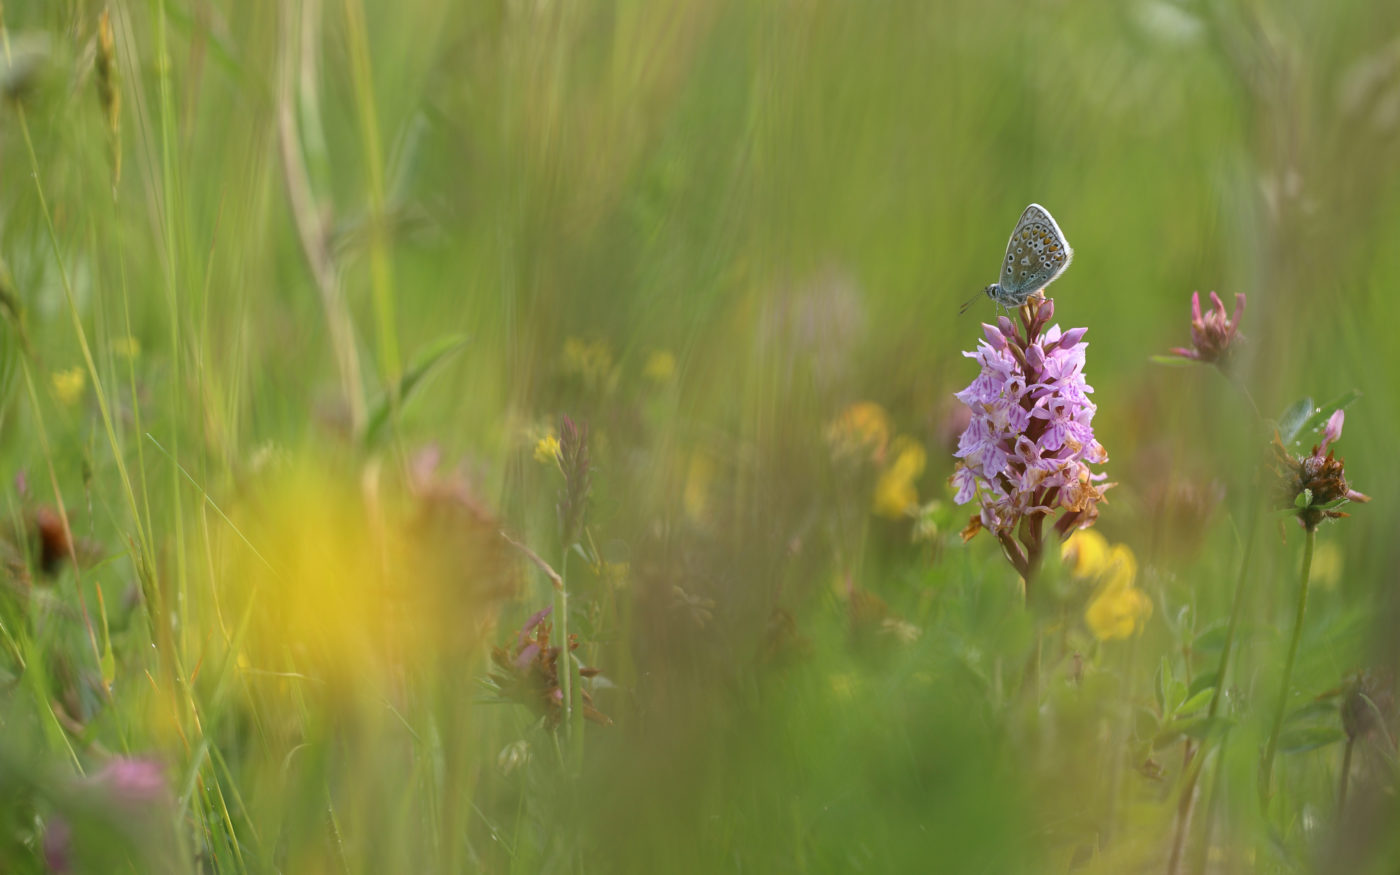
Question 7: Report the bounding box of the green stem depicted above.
[1206,498,1259,722]
[1190,727,1231,875]
[554,548,584,773]
[1168,495,1261,873]
[554,550,574,743]
[1338,736,1354,810]
[1260,527,1316,803]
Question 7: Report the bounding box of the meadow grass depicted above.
[1,0,1398,872]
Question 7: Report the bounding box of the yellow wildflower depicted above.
[643,349,676,384]
[52,367,86,405]
[826,401,891,462]
[1062,529,1112,579]
[1102,543,1138,590]
[1084,542,1152,640]
[110,336,141,359]
[562,337,617,392]
[533,433,561,465]
[1086,580,1153,641]
[872,436,926,519]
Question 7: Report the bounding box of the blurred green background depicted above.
[1,0,1398,871]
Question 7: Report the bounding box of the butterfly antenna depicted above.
[958,292,982,315]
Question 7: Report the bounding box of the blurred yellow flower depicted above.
[534,433,561,465]
[1084,542,1151,640]
[110,336,141,359]
[563,337,617,392]
[219,460,513,698]
[1062,530,1111,579]
[826,401,891,462]
[1086,579,1153,641]
[1102,543,1138,590]
[643,349,676,383]
[872,436,926,519]
[52,367,86,405]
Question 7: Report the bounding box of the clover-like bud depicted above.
[1273,410,1369,531]
[1169,290,1246,366]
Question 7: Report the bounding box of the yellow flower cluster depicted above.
[1063,530,1152,641]
[52,367,86,405]
[110,335,141,359]
[643,349,676,384]
[825,402,927,520]
[872,437,927,520]
[534,433,561,465]
[825,401,890,462]
[562,337,618,392]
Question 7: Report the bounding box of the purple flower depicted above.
[44,756,175,874]
[950,297,1111,582]
[91,757,168,804]
[1169,290,1246,365]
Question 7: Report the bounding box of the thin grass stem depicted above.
[1260,526,1316,803]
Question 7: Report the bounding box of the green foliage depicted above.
[0,0,1394,872]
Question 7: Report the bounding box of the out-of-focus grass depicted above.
[0,0,1398,871]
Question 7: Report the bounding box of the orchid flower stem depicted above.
[555,550,574,745]
[1260,526,1316,804]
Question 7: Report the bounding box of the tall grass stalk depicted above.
[341,0,402,396]
[555,550,583,768]
[1167,494,1260,874]
[1260,527,1316,802]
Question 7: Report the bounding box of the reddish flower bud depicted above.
[1169,290,1246,366]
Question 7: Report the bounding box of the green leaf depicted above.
[1285,701,1339,725]
[1168,680,1189,715]
[1149,355,1198,368]
[100,647,115,689]
[1294,489,1312,509]
[1291,390,1361,446]
[1192,623,1230,654]
[1155,657,1174,715]
[1188,670,1219,699]
[1176,687,1215,717]
[362,334,470,447]
[97,583,115,689]
[1154,715,1233,747]
[1277,397,1314,446]
[1135,707,1161,741]
[1279,725,1345,754]
[1181,715,1233,741]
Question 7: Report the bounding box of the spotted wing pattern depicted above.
[995,204,1073,305]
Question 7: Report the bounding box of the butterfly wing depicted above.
[998,204,1073,300]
